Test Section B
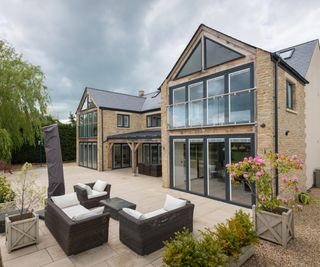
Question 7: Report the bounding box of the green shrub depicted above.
[298,192,311,205]
[0,176,15,203]
[215,210,258,258]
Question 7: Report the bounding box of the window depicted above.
[142,143,162,165]
[176,41,202,78]
[79,111,97,138]
[286,81,295,110]
[171,87,186,128]
[188,82,204,126]
[81,96,95,111]
[207,76,225,125]
[117,114,130,128]
[280,49,294,60]
[147,114,161,128]
[205,38,242,69]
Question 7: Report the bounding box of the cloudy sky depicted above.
[0,0,319,121]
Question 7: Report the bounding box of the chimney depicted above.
[138,90,144,97]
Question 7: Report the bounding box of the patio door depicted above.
[113,144,131,169]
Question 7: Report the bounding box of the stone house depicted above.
[76,24,320,207]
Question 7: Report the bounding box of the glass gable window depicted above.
[176,42,202,78]
[79,111,97,138]
[207,76,225,125]
[286,81,294,110]
[117,114,130,128]
[188,82,204,126]
[205,38,242,69]
[147,114,161,128]
[81,96,95,111]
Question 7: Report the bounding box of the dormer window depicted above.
[280,49,294,60]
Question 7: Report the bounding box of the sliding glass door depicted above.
[79,142,97,169]
[171,135,254,207]
[207,138,226,199]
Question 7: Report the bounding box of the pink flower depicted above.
[230,172,236,177]
[294,186,299,191]
[226,163,231,168]
[293,176,299,182]
[282,176,288,183]
[256,171,263,177]
[297,204,303,210]
[243,173,248,178]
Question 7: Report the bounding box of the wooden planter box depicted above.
[5,212,39,253]
[0,201,16,212]
[253,205,294,248]
[226,245,255,267]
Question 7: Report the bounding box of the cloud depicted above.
[0,0,319,120]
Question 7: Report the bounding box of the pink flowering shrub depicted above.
[226,152,303,211]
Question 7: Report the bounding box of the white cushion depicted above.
[62,204,88,219]
[141,208,167,219]
[72,206,104,221]
[77,183,92,195]
[163,195,187,211]
[52,193,80,209]
[122,208,143,220]
[87,190,108,199]
[93,180,108,192]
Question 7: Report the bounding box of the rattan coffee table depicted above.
[100,197,136,220]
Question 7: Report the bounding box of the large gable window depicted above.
[79,111,97,138]
[175,37,244,80]
[176,41,202,79]
[81,96,95,111]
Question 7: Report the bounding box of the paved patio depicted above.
[1,164,250,267]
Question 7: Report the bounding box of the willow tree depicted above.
[0,40,49,162]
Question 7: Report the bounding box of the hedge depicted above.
[11,124,76,164]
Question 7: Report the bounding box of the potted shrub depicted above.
[5,162,46,253]
[0,161,15,212]
[162,210,257,267]
[227,152,303,247]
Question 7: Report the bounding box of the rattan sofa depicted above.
[45,198,110,255]
[118,202,194,255]
[73,182,111,209]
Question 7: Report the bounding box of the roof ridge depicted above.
[87,87,146,99]
[277,39,319,52]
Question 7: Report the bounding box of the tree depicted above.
[0,40,49,162]
[69,112,76,126]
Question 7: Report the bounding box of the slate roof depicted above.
[106,130,161,140]
[276,40,318,78]
[86,88,161,112]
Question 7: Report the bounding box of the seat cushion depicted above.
[52,193,80,209]
[72,206,104,221]
[163,195,187,211]
[93,180,108,192]
[77,183,92,195]
[141,208,167,219]
[87,190,108,199]
[122,208,143,220]
[62,204,89,219]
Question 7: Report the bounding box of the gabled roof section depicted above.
[276,40,318,78]
[77,87,161,113]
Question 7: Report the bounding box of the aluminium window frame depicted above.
[286,81,295,110]
[117,114,130,128]
[146,114,161,128]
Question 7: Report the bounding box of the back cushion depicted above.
[52,193,80,209]
[122,208,143,220]
[72,206,104,221]
[93,180,108,192]
[77,183,92,195]
[163,195,187,211]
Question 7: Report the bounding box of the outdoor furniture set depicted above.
[45,179,194,256]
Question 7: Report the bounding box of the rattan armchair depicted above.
[118,202,194,255]
[73,182,111,209]
[45,198,110,255]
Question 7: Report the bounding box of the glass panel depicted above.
[207,76,224,96]
[173,87,185,104]
[84,114,88,137]
[79,143,84,166]
[230,68,251,92]
[188,82,203,126]
[173,139,186,190]
[230,139,252,205]
[88,113,92,137]
[83,143,88,167]
[92,143,97,169]
[189,139,204,195]
[88,143,92,168]
[113,144,122,169]
[93,112,97,137]
[143,144,150,165]
[117,115,122,127]
[151,144,159,165]
[208,139,226,199]
[123,116,129,127]
[205,38,242,69]
[230,91,252,123]
[208,97,225,125]
[177,42,202,78]
[172,103,186,128]
[122,144,131,168]
[158,144,162,164]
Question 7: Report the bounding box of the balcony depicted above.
[167,88,256,129]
